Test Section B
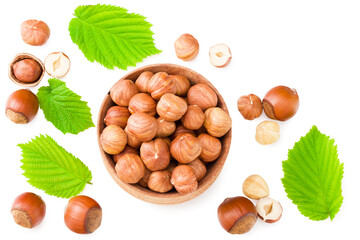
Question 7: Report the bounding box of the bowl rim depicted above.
[97,63,232,204]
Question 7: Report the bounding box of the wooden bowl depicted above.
[97,64,232,204]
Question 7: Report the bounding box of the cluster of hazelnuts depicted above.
[218,175,283,234]
[11,192,102,234]
[6,19,71,125]
[100,70,232,194]
[237,86,300,145]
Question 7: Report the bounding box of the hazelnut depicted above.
[187,84,218,111]
[171,124,196,140]
[217,196,257,234]
[104,106,130,128]
[187,159,207,182]
[174,33,199,61]
[168,75,190,96]
[113,146,139,163]
[44,52,71,78]
[11,192,46,228]
[64,195,102,234]
[157,93,188,121]
[100,125,127,155]
[148,72,177,100]
[135,71,153,93]
[237,94,263,120]
[263,86,299,121]
[126,112,158,142]
[242,174,269,200]
[181,105,205,130]
[139,168,152,188]
[197,133,222,162]
[9,53,45,87]
[148,170,173,193]
[125,127,142,149]
[170,133,202,164]
[20,19,50,46]
[6,89,39,124]
[256,198,283,223]
[128,93,157,116]
[115,153,145,183]
[110,80,139,107]
[255,121,280,145]
[12,59,42,83]
[156,117,176,138]
[140,138,170,171]
[204,107,232,137]
[209,44,232,68]
[170,165,198,194]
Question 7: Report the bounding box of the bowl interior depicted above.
[97,63,232,204]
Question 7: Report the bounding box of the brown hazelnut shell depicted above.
[11,192,46,228]
[9,53,45,87]
[64,195,102,234]
[6,89,39,124]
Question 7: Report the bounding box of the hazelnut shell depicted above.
[64,195,102,234]
[11,192,46,228]
[6,89,39,124]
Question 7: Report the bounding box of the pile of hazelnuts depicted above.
[100,71,232,194]
[11,192,102,234]
[6,19,70,125]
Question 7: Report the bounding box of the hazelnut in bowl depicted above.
[97,64,232,204]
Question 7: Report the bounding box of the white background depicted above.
[0,0,358,239]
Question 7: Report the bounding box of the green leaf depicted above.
[37,78,94,134]
[69,4,162,70]
[19,135,92,198]
[281,126,344,221]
